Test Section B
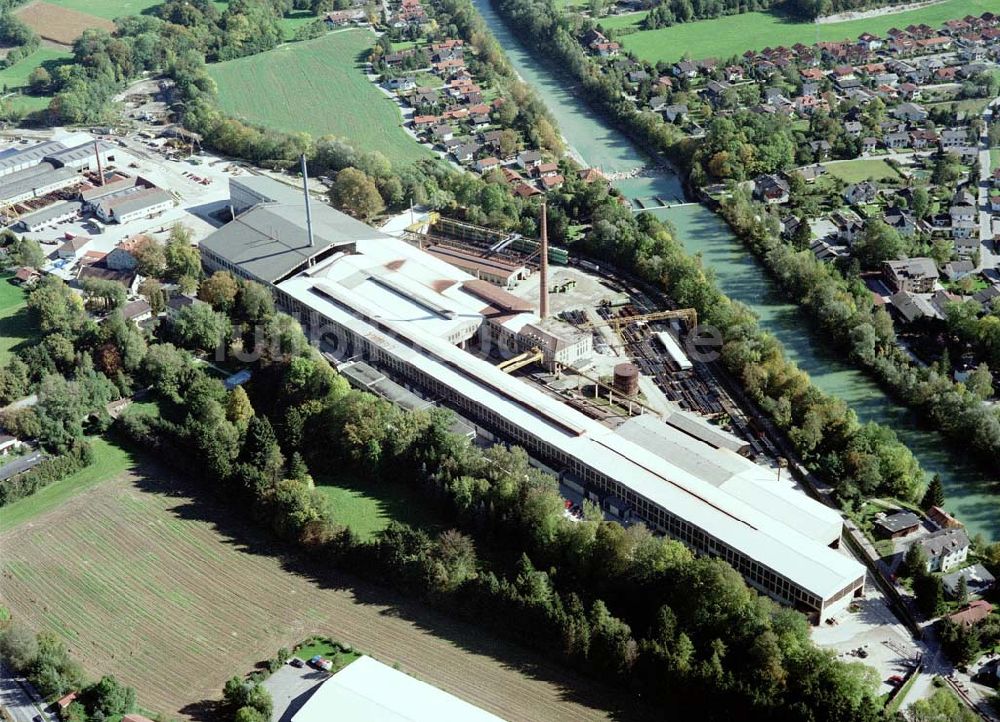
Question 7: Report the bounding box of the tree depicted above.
[914,573,945,618]
[329,167,384,221]
[912,187,930,219]
[81,675,136,718]
[0,622,38,671]
[28,66,50,94]
[9,236,45,268]
[199,271,238,311]
[164,226,201,281]
[956,574,969,607]
[903,542,928,578]
[173,302,231,353]
[967,364,994,400]
[909,687,978,721]
[853,220,904,268]
[226,385,254,431]
[921,475,945,511]
[234,280,275,326]
[132,235,166,278]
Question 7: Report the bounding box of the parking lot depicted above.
[261,662,328,722]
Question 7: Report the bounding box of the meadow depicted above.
[0,274,34,364]
[0,465,614,720]
[208,29,433,164]
[39,0,164,21]
[314,474,443,541]
[821,158,902,184]
[599,0,1000,64]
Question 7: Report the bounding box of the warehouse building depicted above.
[93,186,174,224]
[292,656,502,722]
[202,177,866,620]
[0,163,79,205]
[15,200,83,232]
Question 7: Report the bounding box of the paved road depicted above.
[0,662,52,722]
[977,96,1000,272]
[0,452,44,483]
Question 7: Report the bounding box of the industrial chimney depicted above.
[539,202,549,319]
[300,154,315,249]
[94,141,104,187]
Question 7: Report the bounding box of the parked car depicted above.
[290,657,305,668]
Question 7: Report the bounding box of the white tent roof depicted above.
[292,656,504,722]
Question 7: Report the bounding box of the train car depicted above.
[578,259,600,272]
[655,331,693,371]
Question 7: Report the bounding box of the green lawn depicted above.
[0,47,72,114]
[990,147,999,171]
[314,474,443,541]
[600,0,1000,63]
[279,10,319,41]
[292,636,361,671]
[822,158,901,184]
[0,274,33,364]
[0,436,135,533]
[42,0,165,19]
[208,29,432,164]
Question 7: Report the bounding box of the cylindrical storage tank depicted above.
[613,362,639,396]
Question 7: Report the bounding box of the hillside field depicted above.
[14,1,115,45]
[0,46,71,113]
[0,465,619,721]
[0,274,33,364]
[600,0,1000,64]
[38,0,164,20]
[208,29,433,164]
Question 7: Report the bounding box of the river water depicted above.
[473,0,1000,539]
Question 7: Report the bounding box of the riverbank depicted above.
[479,0,1000,539]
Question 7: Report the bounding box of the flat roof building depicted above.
[203,189,867,621]
[292,656,502,722]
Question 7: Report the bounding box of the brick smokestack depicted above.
[539,201,549,319]
[94,141,104,186]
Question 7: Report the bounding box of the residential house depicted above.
[798,164,827,183]
[940,128,970,148]
[861,137,879,154]
[943,564,995,599]
[474,157,500,174]
[663,104,688,123]
[120,298,152,326]
[12,266,39,286]
[942,259,976,281]
[948,600,993,627]
[105,237,142,271]
[873,511,921,539]
[753,174,790,204]
[672,60,698,78]
[166,294,205,320]
[885,131,910,149]
[917,527,970,573]
[884,207,917,237]
[56,235,90,260]
[830,209,864,243]
[517,150,543,169]
[893,102,928,122]
[844,121,864,137]
[884,257,939,293]
[890,290,941,323]
[843,181,878,206]
[809,140,832,160]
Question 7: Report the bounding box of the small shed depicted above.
[873,510,921,539]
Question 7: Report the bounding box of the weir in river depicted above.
[472,0,1000,539]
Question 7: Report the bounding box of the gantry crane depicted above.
[577,308,698,333]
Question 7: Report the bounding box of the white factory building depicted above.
[200,176,867,621]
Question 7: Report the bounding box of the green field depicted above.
[0,47,72,113]
[991,147,999,170]
[315,474,442,541]
[208,29,432,164]
[0,437,134,533]
[42,0,165,19]
[822,158,901,183]
[0,275,33,363]
[600,0,1000,63]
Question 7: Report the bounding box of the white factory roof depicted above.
[616,414,843,545]
[279,266,866,603]
[292,656,503,722]
[293,236,536,343]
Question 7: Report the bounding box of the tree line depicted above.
[108,271,885,722]
[718,187,1000,482]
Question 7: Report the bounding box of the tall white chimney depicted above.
[539,202,549,319]
[300,154,315,249]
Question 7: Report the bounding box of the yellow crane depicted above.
[497,347,543,374]
[578,308,698,332]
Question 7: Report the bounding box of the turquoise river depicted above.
[472,0,1000,539]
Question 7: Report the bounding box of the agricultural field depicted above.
[208,29,433,165]
[0,274,33,364]
[38,0,164,21]
[821,158,902,183]
[599,0,1000,64]
[14,1,115,45]
[0,467,621,721]
[0,437,134,533]
[314,474,444,541]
